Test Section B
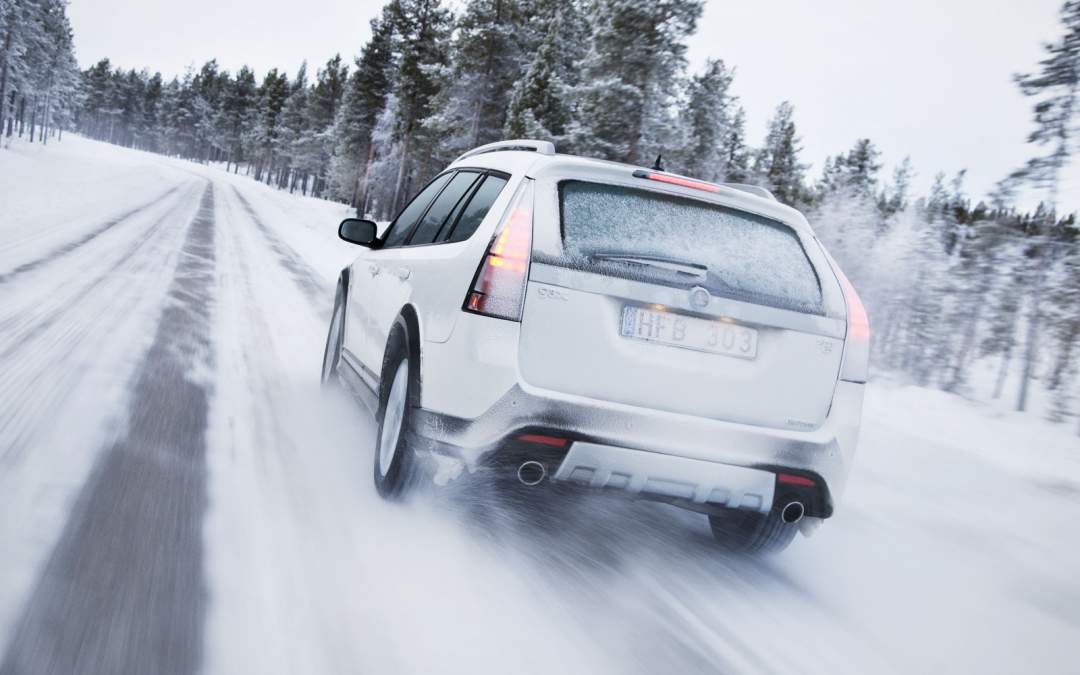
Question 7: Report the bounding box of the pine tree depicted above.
[297,54,347,196]
[385,0,453,212]
[218,66,256,171]
[1004,1,1079,413]
[329,11,393,209]
[277,62,310,190]
[722,105,751,182]
[880,156,914,216]
[81,58,113,140]
[424,0,525,164]
[247,68,290,182]
[141,71,163,152]
[841,138,882,196]
[676,58,735,181]
[569,0,703,163]
[1009,0,1080,210]
[0,0,32,140]
[754,101,806,204]
[503,1,585,144]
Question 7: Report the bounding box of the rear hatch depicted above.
[518,167,847,431]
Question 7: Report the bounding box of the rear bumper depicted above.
[555,441,777,514]
[409,379,865,515]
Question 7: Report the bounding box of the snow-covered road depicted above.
[1,137,1079,675]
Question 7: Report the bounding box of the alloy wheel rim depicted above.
[378,360,409,477]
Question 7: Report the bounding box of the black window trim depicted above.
[380,167,511,250]
[404,170,483,247]
[440,171,510,243]
[432,174,485,244]
[379,170,458,249]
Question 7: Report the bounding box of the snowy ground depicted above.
[1,136,1079,675]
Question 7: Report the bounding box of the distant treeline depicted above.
[5,0,1080,429]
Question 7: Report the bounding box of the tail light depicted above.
[463,179,535,321]
[631,169,721,193]
[835,265,870,383]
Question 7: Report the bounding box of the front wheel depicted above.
[708,505,799,554]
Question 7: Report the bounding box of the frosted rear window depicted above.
[557,181,823,314]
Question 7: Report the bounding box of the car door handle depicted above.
[394,266,411,280]
[368,263,380,276]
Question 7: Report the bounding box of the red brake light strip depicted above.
[632,170,721,193]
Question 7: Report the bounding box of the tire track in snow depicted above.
[0,183,202,363]
[0,185,216,675]
[0,184,186,285]
[228,185,328,311]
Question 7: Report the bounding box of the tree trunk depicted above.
[1017,279,1045,412]
[993,343,1013,399]
[355,142,377,214]
[28,98,36,143]
[1047,322,1077,391]
[0,20,13,143]
[392,126,412,214]
[945,297,984,392]
[41,68,54,145]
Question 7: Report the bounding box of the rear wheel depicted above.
[373,323,421,500]
[708,505,799,554]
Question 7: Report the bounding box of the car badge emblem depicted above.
[689,286,710,309]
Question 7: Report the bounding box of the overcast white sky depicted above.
[68,0,1077,212]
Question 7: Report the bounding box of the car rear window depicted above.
[557,181,823,314]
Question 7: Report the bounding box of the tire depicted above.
[708,505,799,554]
[373,319,421,500]
[321,280,345,387]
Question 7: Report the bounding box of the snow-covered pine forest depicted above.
[3,0,1080,430]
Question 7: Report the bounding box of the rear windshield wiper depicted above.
[588,252,708,280]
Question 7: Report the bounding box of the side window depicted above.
[446,175,509,243]
[382,172,454,248]
[406,171,481,246]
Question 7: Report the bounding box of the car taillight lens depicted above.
[835,266,870,383]
[463,179,535,321]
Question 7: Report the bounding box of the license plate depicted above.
[620,306,758,360]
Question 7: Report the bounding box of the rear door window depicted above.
[382,172,454,248]
[407,171,481,245]
[446,174,509,243]
[557,181,823,314]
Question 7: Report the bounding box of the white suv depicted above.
[322,140,868,553]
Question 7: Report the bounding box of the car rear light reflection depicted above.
[833,265,870,383]
[516,433,568,448]
[777,473,816,487]
[631,169,721,193]
[463,180,535,321]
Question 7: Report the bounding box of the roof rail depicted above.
[722,183,777,201]
[455,139,556,163]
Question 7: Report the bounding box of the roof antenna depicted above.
[651,153,665,172]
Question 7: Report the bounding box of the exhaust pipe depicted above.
[781,501,805,524]
[516,460,546,486]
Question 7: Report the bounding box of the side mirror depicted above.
[338,218,378,247]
